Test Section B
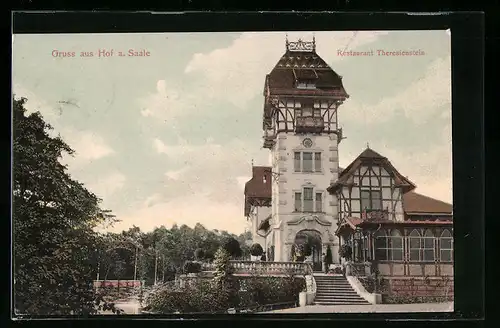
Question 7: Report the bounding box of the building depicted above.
[244,36,454,296]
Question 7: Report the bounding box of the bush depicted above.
[144,273,305,313]
[325,246,333,266]
[250,243,264,257]
[194,248,205,261]
[183,261,202,274]
[240,275,305,306]
[339,244,352,260]
[222,238,242,258]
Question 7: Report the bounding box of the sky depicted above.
[12,30,452,235]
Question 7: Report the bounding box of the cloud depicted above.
[87,172,127,200]
[103,194,249,235]
[65,130,115,161]
[165,168,187,180]
[236,176,251,191]
[151,137,269,207]
[341,55,451,125]
[340,121,452,204]
[184,31,390,106]
[13,85,115,168]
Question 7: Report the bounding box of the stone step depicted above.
[315,282,351,286]
[316,291,360,296]
[316,288,358,293]
[315,300,371,305]
[315,294,364,299]
[316,287,357,290]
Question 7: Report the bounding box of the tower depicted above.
[261,37,349,268]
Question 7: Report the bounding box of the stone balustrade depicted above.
[201,261,312,276]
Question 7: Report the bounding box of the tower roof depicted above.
[264,38,348,98]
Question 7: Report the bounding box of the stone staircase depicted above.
[313,275,370,305]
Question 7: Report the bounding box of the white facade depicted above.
[266,103,343,264]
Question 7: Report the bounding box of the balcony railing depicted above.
[295,116,324,133]
[361,209,389,221]
[201,261,312,276]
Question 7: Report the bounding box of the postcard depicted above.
[12,29,453,316]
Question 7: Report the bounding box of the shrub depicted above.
[339,244,352,260]
[250,243,264,257]
[212,247,239,308]
[222,238,242,258]
[183,261,202,274]
[194,248,205,261]
[241,275,305,306]
[145,274,305,313]
[325,246,333,266]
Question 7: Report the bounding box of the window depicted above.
[374,230,403,261]
[374,230,389,260]
[302,152,313,172]
[314,152,322,172]
[297,81,316,89]
[294,108,301,118]
[440,229,453,262]
[409,229,421,261]
[294,152,301,172]
[361,190,383,211]
[313,109,321,117]
[390,230,404,261]
[294,151,322,173]
[422,230,435,261]
[303,187,313,212]
[315,193,323,212]
[294,192,302,212]
[294,188,322,213]
[409,229,436,262]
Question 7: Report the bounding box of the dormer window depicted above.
[293,69,318,89]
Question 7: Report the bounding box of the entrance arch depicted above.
[294,229,323,272]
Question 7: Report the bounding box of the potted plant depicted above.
[250,243,264,261]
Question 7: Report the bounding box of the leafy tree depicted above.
[326,246,333,266]
[194,248,205,261]
[222,237,242,259]
[250,243,264,257]
[12,97,118,315]
[212,248,239,308]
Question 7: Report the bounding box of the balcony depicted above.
[361,209,389,221]
[295,116,324,133]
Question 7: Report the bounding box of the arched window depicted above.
[390,230,404,261]
[409,229,421,261]
[374,230,389,260]
[422,229,435,262]
[440,229,453,262]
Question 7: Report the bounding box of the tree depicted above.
[325,246,333,267]
[13,97,118,315]
[250,243,264,257]
[194,248,205,261]
[222,237,242,258]
[212,248,239,308]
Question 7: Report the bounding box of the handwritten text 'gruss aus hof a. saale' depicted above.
[51,48,151,58]
[337,49,426,57]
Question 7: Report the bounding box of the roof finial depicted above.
[251,158,254,167]
[366,142,370,149]
[285,33,289,50]
[312,32,316,52]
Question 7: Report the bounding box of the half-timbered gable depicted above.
[328,147,416,223]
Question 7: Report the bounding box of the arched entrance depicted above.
[294,230,323,272]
